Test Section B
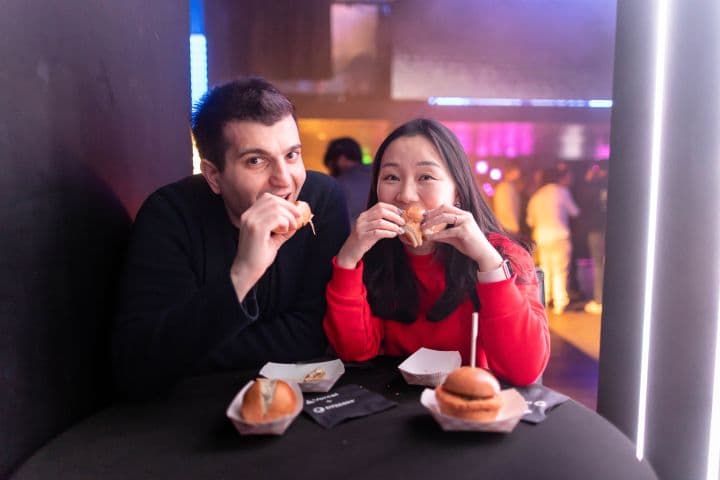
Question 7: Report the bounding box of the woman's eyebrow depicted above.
[380,160,443,169]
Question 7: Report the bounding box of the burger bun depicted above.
[435,367,503,422]
[240,378,297,423]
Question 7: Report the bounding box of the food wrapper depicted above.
[226,380,304,436]
[420,387,527,433]
[398,348,462,387]
[259,359,345,392]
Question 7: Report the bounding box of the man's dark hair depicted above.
[363,118,530,324]
[323,137,363,177]
[191,77,295,171]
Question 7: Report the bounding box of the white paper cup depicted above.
[226,380,304,435]
[398,348,462,387]
[420,387,528,433]
[259,359,345,393]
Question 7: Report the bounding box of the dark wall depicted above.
[205,0,332,86]
[0,1,190,476]
[599,1,720,479]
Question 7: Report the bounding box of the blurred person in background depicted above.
[526,164,580,314]
[323,137,373,222]
[579,163,608,315]
[493,161,523,235]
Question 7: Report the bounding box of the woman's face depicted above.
[377,135,458,249]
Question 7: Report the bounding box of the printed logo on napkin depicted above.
[513,383,569,424]
[303,384,397,428]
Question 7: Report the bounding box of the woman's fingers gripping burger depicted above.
[335,202,405,269]
[421,205,496,263]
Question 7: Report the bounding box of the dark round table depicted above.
[12,358,657,480]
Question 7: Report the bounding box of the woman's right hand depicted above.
[335,202,406,269]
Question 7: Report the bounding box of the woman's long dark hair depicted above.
[363,118,523,324]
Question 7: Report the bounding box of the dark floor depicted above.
[543,332,599,410]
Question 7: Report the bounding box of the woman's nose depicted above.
[395,181,419,204]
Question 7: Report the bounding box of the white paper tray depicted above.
[259,359,345,392]
[420,387,528,433]
[226,380,304,435]
[398,348,462,387]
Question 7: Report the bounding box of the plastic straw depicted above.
[471,312,479,368]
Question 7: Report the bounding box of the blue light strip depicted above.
[190,34,208,108]
[428,96,613,108]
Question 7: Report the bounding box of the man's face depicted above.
[202,115,306,226]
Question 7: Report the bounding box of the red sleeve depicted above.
[476,235,550,386]
[323,257,384,362]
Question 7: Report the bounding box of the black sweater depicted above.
[112,172,350,397]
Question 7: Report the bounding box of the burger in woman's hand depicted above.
[400,204,447,248]
[435,367,503,422]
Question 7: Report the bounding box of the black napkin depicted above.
[513,383,569,424]
[303,384,397,429]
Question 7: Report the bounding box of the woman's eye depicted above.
[419,174,436,181]
[382,174,399,182]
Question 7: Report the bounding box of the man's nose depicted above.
[270,160,292,187]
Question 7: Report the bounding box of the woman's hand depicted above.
[335,202,405,269]
[422,204,503,271]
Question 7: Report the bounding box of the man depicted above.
[579,163,608,315]
[493,162,523,235]
[323,137,372,222]
[526,165,580,315]
[113,78,350,397]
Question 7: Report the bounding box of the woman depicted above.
[323,119,549,386]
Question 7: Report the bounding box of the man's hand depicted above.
[229,193,303,301]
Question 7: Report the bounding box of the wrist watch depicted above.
[476,259,513,283]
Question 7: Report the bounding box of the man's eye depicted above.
[246,157,264,166]
[287,151,301,162]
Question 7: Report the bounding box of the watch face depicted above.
[502,259,514,278]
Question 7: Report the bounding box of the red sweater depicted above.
[323,234,550,386]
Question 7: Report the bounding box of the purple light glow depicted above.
[482,183,495,197]
[594,142,611,160]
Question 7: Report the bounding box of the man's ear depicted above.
[200,159,222,194]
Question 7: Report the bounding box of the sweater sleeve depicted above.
[111,189,252,398]
[112,177,350,398]
[210,179,351,367]
[476,236,550,386]
[323,258,384,362]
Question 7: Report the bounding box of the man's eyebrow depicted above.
[233,147,269,158]
[233,143,302,158]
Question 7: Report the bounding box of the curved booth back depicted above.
[0,1,190,476]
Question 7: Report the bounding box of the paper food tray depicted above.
[259,359,345,392]
[226,380,304,435]
[398,348,462,387]
[420,387,528,433]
